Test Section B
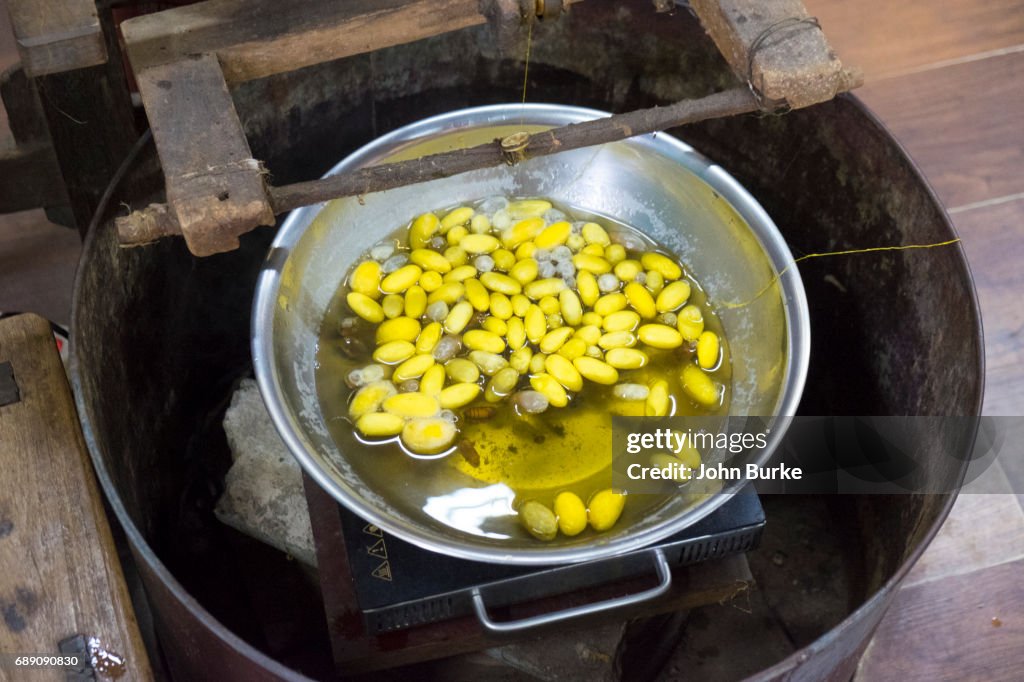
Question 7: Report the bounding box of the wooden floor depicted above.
[0,0,1022,679]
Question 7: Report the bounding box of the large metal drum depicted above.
[70,2,983,680]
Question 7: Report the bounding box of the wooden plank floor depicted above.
[806,0,1024,678]
[0,0,1021,679]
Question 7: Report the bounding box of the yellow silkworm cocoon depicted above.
[613,260,642,282]
[479,271,522,295]
[645,379,670,417]
[593,293,627,317]
[508,200,552,218]
[509,258,539,284]
[419,364,446,395]
[637,323,683,349]
[410,248,452,273]
[524,305,547,344]
[573,356,619,385]
[641,252,682,280]
[485,367,519,402]
[515,241,537,260]
[538,295,560,315]
[464,278,490,311]
[580,312,604,328]
[511,293,531,317]
[460,233,500,254]
[463,329,506,354]
[481,316,507,336]
[401,417,456,454]
[539,326,573,354]
[381,294,404,319]
[604,348,649,370]
[439,383,481,409]
[681,364,721,407]
[469,350,508,375]
[598,331,637,350]
[624,282,657,319]
[645,270,664,294]
[419,270,443,292]
[602,310,641,333]
[554,491,588,536]
[501,217,545,249]
[489,293,513,320]
[376,316,421,344]
[470,214,491,233]
[373,340,415,364]
[348,381,398,419]
[380,264,422,294]
[443,246,468,267]
[492,248,517,271]
[534,221,572,249]
[409,213,439,249]
[572,253,612,275]
[441,206,474,230]
[445,358,480,383]
[356,413,405,437]
[581,243,605,257]
[404,285,427,318]
[529,352,548,375]
[558,337,588,360]
[574,324,602,345]
[347,292,384,323]
[559,289,583,326]
[604,244,626,264]
[446,225,468,245]
[393,353,435,382]
[530,373,568,407]
[697,331,720,369]
[509,346,533,373]
[588,489,625,531]
[443,264,478,283]
[524,278,567,300]
[350,260,382,299]
[506,316,527,349]
[416,322,442,354]
[545,353,583,391]
[581,222,610,246]
[577,270,600,306]
[444,301,474,334]
[676,304,705,341]
[656,281,691,312]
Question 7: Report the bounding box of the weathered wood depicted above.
[35,3,137,236]
[135,54,275,256]
[121,0,490,85]
[117,78,861,251]
[304,475,754,675]
[691,0,849,109]
[5,0,107,77]
[0,314,152,681]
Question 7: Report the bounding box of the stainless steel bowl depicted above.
[252,103,809,566]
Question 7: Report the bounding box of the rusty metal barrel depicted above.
[70,2,982,679]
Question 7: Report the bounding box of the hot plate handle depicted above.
[470,548,672,634]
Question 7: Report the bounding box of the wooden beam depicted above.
[121,0,489,84]
[5,0,107,77]
[0,314,152,680]
[135,54,275,256]
[691,0,851,109]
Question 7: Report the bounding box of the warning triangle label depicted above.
[367,538,388,560]
[371,560,392,582]
[362,523,383,537]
